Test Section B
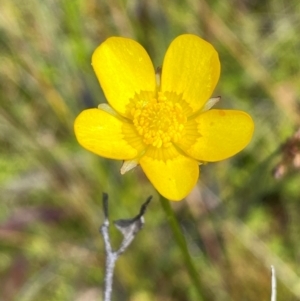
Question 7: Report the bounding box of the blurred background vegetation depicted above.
[1,0,300,300]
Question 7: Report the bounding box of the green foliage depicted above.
[1,0,300,300]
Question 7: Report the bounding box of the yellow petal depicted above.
[74,108,144,160]
[161,34,220,114]
[92,37,156,118]
[178,109,254,162]
[140,146,199,201]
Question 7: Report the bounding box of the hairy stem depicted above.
[159,194,207,301]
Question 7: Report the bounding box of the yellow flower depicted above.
[74,34,254,201]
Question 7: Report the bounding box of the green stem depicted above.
[159,194,207,301]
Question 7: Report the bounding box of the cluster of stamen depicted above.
[130,91,186,148]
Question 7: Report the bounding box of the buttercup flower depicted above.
[74,34,254,201]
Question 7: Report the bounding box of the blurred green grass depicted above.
[1,0,300,300]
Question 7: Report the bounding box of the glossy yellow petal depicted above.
[92,37,156,118]
[140,146,199,201]
[161,34,220,114]
[74,108,144,160]
[178,109,254,162]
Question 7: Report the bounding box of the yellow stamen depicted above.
[129,91,187,148]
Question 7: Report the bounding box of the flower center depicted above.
[129,91,187,148]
